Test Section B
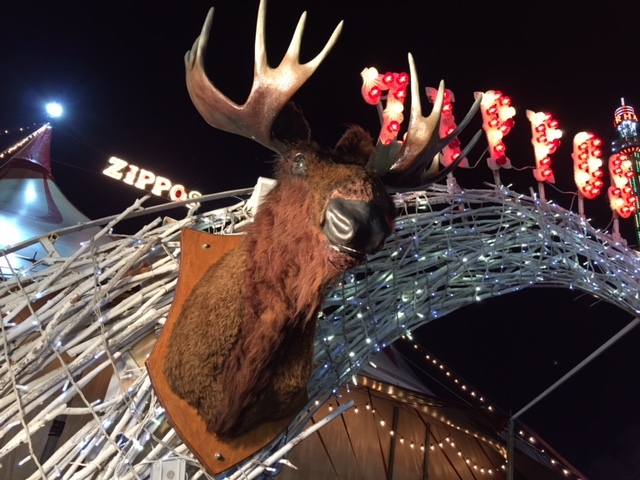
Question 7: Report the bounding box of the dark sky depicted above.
[3,1,640,478]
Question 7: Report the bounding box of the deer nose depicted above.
[323,198,394,255]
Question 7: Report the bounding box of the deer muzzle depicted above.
[322,198,394,256]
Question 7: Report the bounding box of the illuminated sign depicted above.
[614,105,638,126]
[103,157,202,204]
[426,87,469,168]
[608,153,637,218]
[526,110,562,184]
[572,132,604,199]
[360,67,409,145]
[474,90,515,171]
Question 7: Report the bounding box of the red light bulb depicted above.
[393,89,406,101]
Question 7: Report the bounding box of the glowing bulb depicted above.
[45,102,63,118]
[362,67,379,82]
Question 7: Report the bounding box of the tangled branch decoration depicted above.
[1,183,638,479]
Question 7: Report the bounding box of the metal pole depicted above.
[506,415,515,480]
[422,423,431,480]
[506,317,640,479]
[513,317,640,421]
[389,405,399,479]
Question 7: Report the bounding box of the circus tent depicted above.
[278,347,582,480]
[0,124,104,277]
[0,126,587,479]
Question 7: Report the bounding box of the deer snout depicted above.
[323,198,394,256]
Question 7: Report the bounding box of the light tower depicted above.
[611,99,640,244]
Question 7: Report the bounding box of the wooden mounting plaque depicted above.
[146,228,295,475]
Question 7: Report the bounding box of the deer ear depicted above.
[334,125,375,166]
[272,102,311,145]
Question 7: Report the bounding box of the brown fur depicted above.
[164,127,395,439]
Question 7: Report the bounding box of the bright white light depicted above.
[24,181,37,203]
[45,102,63,118]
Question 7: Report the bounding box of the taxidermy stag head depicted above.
[164,0,480,440]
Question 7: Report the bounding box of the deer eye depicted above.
[291,153,307,176]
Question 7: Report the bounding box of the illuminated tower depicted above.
[611,99,640,244]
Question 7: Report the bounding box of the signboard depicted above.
[103,157,201,204]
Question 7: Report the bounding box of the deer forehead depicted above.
[280,154,377,195]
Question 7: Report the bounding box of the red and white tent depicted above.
[0,125,103,276]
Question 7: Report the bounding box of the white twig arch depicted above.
[1,183,637,479]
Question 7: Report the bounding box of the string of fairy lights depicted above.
[319,393,508,476]
[397,337,580,478]
[310,335,581,478]
[0,123,39,137]
[0,124,43,160]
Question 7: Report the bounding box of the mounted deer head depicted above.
[163,0,480,441]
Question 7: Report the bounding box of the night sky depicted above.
[3,1,640,478]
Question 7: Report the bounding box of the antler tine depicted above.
[405,90,483,188]
[404,55,443,177]
[413,129,483,188]
[186,0,343,154]
[256,2,342,76]
[376,53,481,189]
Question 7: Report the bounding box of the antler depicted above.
[369,53,482,190]
[185,0,343,154]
